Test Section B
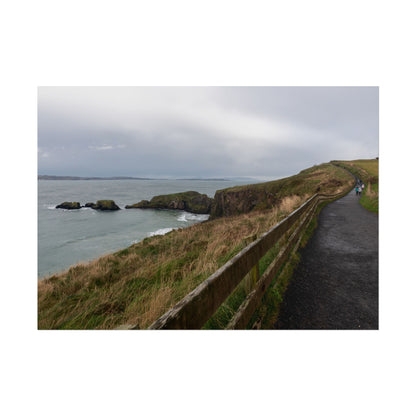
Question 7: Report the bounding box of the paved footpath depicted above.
[275,189,378,329]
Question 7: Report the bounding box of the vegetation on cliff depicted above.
[90,200,120,211]
[125,191,213,214]
[38,162,354,329]
[56,200,120,211]
[55,202,81,210]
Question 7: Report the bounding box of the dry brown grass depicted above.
[279,195,304,214]
[365,183,377,197]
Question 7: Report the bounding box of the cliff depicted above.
[210,163,353,219]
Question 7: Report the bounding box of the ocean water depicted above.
[38,179,255,278]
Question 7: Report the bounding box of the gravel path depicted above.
[275,189,378,329]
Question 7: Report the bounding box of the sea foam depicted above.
[177,212,210,222]
[147,228,176,237]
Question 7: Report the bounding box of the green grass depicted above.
[360,183,379,213]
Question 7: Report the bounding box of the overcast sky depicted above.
[38,86,378,180]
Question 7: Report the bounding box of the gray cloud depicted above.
[38,87,378,179]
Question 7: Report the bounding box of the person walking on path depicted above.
[358,185,362,196]
[355,185,360,195]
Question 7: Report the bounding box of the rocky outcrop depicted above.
[86,200,120,211]
[126,191,213,214]
[56,200,120,210]
[56,202,81,210]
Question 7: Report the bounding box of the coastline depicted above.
[38,178,256,278]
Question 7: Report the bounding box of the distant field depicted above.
[350,159,379,179]
[333,159,379,213]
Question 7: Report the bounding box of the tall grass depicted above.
[360,182,379,213]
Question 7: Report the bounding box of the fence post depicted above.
[243,234,258,293]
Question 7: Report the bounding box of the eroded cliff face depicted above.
[210,189,280,218]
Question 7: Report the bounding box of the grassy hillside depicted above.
[333,159,379,213]
[211,162,353,217]
[38,162,354,329]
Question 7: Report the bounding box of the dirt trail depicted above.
[275,189,378,329]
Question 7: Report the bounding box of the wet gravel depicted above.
[275,190,378,329]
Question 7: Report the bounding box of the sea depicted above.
[38,179,257,278]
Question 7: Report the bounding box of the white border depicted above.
[2,1,414,415]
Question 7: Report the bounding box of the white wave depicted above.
[147,228,176,237]
[177,212,210,222]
